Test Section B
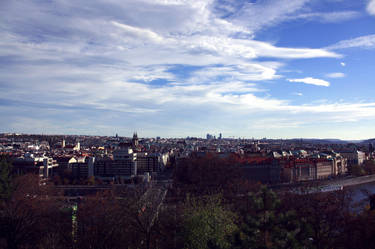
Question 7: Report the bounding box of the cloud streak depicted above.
[287,77,330,87]
[326,72,345,78]
[291,11,359,23]
[111,21,164,43]
[327,34,375,49]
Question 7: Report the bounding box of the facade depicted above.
[316,160,334,179]
[292,159,316,181]
[12,153,58,178]
[70,144,165,181]
[288,158,335,182]
[242,160,282,184]
[339,150,365,166]
[55,156,72,177]
[136,152,160,175]
[95,144,137,180]
[95,159,136,181]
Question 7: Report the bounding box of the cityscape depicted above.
[2,132,374,185]
[2,0,375,248]
[1,132,375,248]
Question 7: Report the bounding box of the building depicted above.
[284,158,335,182]
[70,140,168,182]
[339,150,365,166]
[132,132,139,149]
[241,158,282,184]
[96,143,137,181]
[12,153,58,178]
[136,152,160,175]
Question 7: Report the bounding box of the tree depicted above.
[181,195,237,249]
[119,186,168,249]
[282,189,352,249]
[76,186,168,249]
[0,156,13,201]
[174,154,243,196]
[76,191,126,249]
[235,187,302,249]
[0,174,54,249]
[350,164,366,176]
[363,160,375,175]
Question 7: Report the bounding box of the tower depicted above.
[132,132,139,148]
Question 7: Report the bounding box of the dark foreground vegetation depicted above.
[1,155,375,249]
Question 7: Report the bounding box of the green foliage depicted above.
[0,156,13,201]
[235,187,303,249]
[182,195,237,249]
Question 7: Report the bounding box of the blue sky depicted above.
[1,0,375,139]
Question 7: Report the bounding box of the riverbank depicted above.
[326,175,375,189]
[271,174,375,191]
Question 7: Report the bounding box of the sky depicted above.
[0,0,375,139]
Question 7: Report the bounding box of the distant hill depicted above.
[361,138,375,144]
[288,138,353,144]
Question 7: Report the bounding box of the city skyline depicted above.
[1,0,375,139]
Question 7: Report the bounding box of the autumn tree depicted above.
[174,153,244,196]
[363,160,375,175]
[0,156,13,201]
[0,174,55,249]
[281,189,352,249]
[75,191,126,249]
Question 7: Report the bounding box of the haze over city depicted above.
[1,0,375,139]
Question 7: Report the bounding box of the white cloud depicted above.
[111,21,164,43]
[326,72,346,78]
[230,0,310,32]
[291,11,359,23]
[249,118,305,130]
[367,0,375,15]
[1,0,374,138]
[328,34,375,49]
[293,92,303,96]
[340,62,346,67]
[226,0,358,33]
[287,77,330,87]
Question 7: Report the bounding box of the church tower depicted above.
[132,132,139,148]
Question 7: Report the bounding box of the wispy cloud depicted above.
[327,34,375,49]
[287,77,330,87]
[291,11,359,23]
[326,72,346,78]
[228,0,309,32]
[0,0,373,138]
[226,0,359,32]
[111,21,164,43]
[367,0,375,15]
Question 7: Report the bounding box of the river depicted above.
[345,181,375,210]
